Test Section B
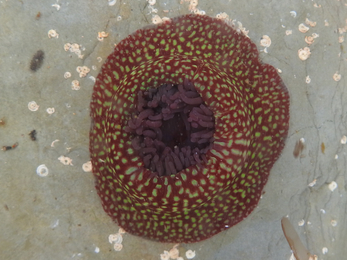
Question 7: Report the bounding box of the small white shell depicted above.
[328,181,337,192]
[298,23,309,33]
[89,76,96,82]
[51,139,60,147]
[28,101,39,111]
[298,219,305,226]
[322,247,328,254]
[148,0,156,5]
[52,4,60,10]
[46,107,55,114]
[331,220,337,226]
[108,0,117,6]
[285,30,292,35]
[308,179,316,187]
[185,250,196,259]
[306,75,311,84]
[82,161,92,172]
[290,11,297,18]
[298,47,311,60]
[36,164,49,177]
[341,135,347,144]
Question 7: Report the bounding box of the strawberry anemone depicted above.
[89,14,290,243]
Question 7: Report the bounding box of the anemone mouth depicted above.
[125,79,215,177]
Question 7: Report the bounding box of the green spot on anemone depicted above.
[89,14,289,243]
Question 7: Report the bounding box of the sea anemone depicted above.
[89,14,290,243]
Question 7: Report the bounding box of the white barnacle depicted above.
[333,72,341,82]
[71,80,80,90]
[298,47,311,60]
[46,107,55,114]
[338,35,344,43]
[36,164,49,177]
[160,251,170,260]
[82,161,92,172]
[305,18,317,27]
[152,15,163,24]
[64,72,71,79]
[113,243,123,251]
[108,233,123,244]
[298,23,309,33]
[305,75,311,84]
[28,101,39,111]
[260,35,271,48]
[185,250,196,259]
[58,155,73,166]
[48,29,59,38]
[97,31,109,42]
[162,17,171,23]
[169,246,179,259]
[76,66,90,78]
[305,36,314,45]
